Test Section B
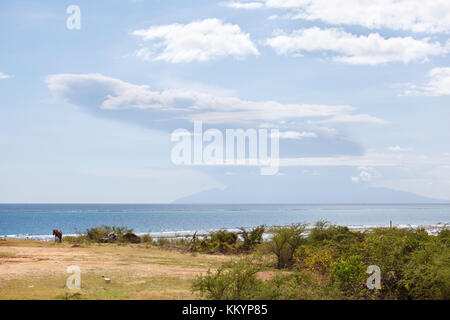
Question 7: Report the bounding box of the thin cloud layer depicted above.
[402,67,450,96]
[226,0,450,34]
[131,18,259,63]
[272,131,317,140]
[0,72,13,79]
[45,73,385,127]
[266,27,449,65]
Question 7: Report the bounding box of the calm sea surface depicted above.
[0,204,449,239]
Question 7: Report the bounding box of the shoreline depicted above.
[2,223,448,241]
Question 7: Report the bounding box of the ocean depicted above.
[0,204,449,240]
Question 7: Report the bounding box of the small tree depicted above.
[269,224,307,269]
[239,225,265,251]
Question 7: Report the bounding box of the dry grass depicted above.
[0,240,239,300]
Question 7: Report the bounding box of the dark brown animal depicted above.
[53,229,63,243]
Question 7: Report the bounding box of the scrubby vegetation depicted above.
[85,226,132,241]
[61,222,449,299]
[267,223,306,268]
[192,222,450,300]
[190,226,266,254]
[63,225,138,244]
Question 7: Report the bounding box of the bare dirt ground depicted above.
[0,245,205,280]
[0,240,236,299]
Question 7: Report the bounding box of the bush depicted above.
[331,255,366,295]
[361,228,421,297]
[193,230,239,253]
[191,223,450,300]
[307,221,364,256]
[239,226,265,251]
[192,257,343,300]
[437,228,450,246]
[268,224,307,269]
[297,246,335,274]
[85,225,133,242]
[156,238,170,247]
[141,234,153,243]
[192,262,262,300]
[400,240,450,299]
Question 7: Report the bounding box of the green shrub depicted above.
[331,255,366,294]
[191,257,343,300]
[192,262,262,299]
[400,240,450,299]
[141,234,153,243]
[268,224,307,269]
[84,225,132,242]
[307,221,365,257]
[193,230,239,253]
[361,228,420,297]
[209,230,238,245]
[156,238,170,247]
[296,245,335,274]
[437,228,450,246]
[239,226,265,251]
[191,224,450,300]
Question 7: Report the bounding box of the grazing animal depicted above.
[53,229,63,243]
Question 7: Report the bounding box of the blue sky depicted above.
[1,0,450,203]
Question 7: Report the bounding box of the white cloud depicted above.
[131,18,259,63]
[278,153,449,167]
[312,113,387,124]
[351,170,373,183]
[402,67,450,96]
[271,131,317,139]
[266,27,448,65]
[0,72,13,79]
[389,146,413,152]
[351,166,379,183]
[221,1,264,9]
[46,73,384,126]
[229,0,450,34]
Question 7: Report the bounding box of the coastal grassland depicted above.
[0,240,238,300]
[0,272,194,300]
[0,224,449,300]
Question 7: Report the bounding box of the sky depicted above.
[0,0,450,203]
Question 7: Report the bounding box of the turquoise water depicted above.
[0,204,449,239]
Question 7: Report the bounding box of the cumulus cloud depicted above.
[402,67,450,96]
[227,0,450,34]
[45,73,385,127]
[131,18,259,63]
[0,72,13,79]
[266,27,448,65]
